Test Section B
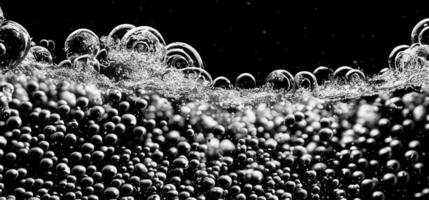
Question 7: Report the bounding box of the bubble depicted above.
[212,76,233,89]
[73,54,101,72]
[265,69,293,90]
[346,69,365,82]
[181,67,213,84]
[166,42,204,69]
[121,26,166,54]
[64,28,100,59]
[394,50,414,70]
[333,66,352,81]
[58,59,72,68]
[0,20,32,68]
[28,46,53,64]
[313,66,333,85]
[235,72,256,89]
[107,24,136,47]
[0,5,4,24]
[388,45,409,69]
[411,18,429,44]
[294,71,318,90]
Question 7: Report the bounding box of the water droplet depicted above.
[333,66,352,81]
[294,71,318,90]
[388,45,409,69]
[313,66,333,85]
[181,67,213,84]
[29,46,53,64]
[346,69,365,82]
[235,72,256,89]
[107,24,135,47]
[265,69,292,90]
[212,76,232,89]
[166,42,203,68]
[0,20,31,68]
[64,28,100,59]
[411,18,429,44]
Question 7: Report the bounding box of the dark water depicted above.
[1,1,428,81]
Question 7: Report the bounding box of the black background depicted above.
[1,1,427,82]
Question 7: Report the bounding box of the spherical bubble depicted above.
[235,72,256,89]
[419,27,429,45]
[388,45,409,69]
[181,67,213,84]
[107,24,136,47]
[28,46,53,64]
[166,42,203,69]
[212,76,233,89]
[121,26,166,55]
[346,69,365,83]
[411,18,429,44]
[58,59,72,68]
[333,66,352,81]
[394,49,414,70]
[265,69,292,90]
[0,20,32,68]
[294,71,318,90]
[64,28,100,59]
[313,66,333,85]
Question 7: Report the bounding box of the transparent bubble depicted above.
[235,73,256,89]
[64,28,100,59]
[166,42,203,69]
[333,66,352,81]
[412,44,429,60]
[395,50,414,70]
[107,24,135,47]
[313,66,333,85]
[419,27,429,45]
[346,69,365,82]
[121,26,166,53]
[388,45,409,69]
[0,20,31,68]
[294,71,318,90]
[264,69,292,90]
[411,18,429,44]
[212,76,233,89]
[29,46,53,64]
[47,39,55,52]
[58,60,72,68]
[73,54,101,72]
[39,39,49,48]
[181,67,213,85]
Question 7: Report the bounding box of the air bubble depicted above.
[73,54,101,72]
[181,67,213,84]
[58,60,72,68]
[411,18,429,44]
[28,46,53,64]
[333,66,352,81]
[265,69,292,90]
[212,76,233,89]
[39,39,49,48]
[166,42,204,69]
[235,72,256,89]
[107,24,136,47]
[313,66,333,85]
[121,26,166,54]
[395,50,413,70]
[346,69,365,82]
[0,20,32,68]
[64,28,100,60]
[295,71,318,90]
[0,5,4,24]
[388,45,409,69]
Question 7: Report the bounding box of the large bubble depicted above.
[235,73,256,89]
[28,46,53,64]
[212,76,233,89]
[411,18,429,44]
[121,26,166,53]
[294,71,318,90]
[419,27,429,45]
[313,66,333,85]
[64,28,100,59]
[264,69,293,90]
[166,42,204,69]
[107,24,135,47]
[388,45,409,69]
[0,20,31,68]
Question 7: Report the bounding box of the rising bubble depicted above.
[313,66,333,85]
[235,73,256,89]
[212,76,233,89]
[411,18,429,44]
[0,20,31,68]
[64,28,100,60]
[295,71,318,90]
[166,42,203,69]
[388,45,409,69]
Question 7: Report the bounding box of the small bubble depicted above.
[28,46,53,64]
[346,69,365,83]
[166,42,203,69]
[333,66,352,81]
[181,67,213,84]
[64,28,100,59]
[212,76,233,89]
[313,66,333,85]
[294,71,318,90]
[0,20,32,68]
[265,69,292,90]
[107,24,136,47]
[235,72,256,89]
[388,45,409,69]
[411,18,429,44]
